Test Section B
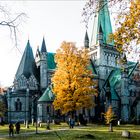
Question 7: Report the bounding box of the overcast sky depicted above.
[0,1,90,87]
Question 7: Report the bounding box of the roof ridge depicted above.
[128,62,139,78]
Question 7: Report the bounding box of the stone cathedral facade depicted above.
[6,0,140,124]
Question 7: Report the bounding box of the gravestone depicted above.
[122,130,130,138]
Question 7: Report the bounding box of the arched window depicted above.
[106,55,109,64]
[46,105,50,113]
[15,98,22,111]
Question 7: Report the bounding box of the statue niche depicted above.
[15,98,22,111]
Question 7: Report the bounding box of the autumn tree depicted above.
[52,41,97,116]
[103,105,116,132]
[111,0,140,58]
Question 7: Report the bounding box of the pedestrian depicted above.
[70,118,75,128]
[9,123,14,136]
[15,122,20,134]
[68,117,71,128]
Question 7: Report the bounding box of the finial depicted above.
[28,34,30,41]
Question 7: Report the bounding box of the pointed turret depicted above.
[84,31,89,48]
[40,37,48,92]
[41,37,47,53]
[15,40,37,79]
[122,53,127,65]
[35,46,40,58]
[90,0,114,46]
[35,46,41,67]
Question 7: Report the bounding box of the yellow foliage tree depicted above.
[103,105,116,132]
[111,0,140,53]
[52,41,97,115]
[104,105,115,124]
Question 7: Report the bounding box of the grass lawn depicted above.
[0,123,140,140]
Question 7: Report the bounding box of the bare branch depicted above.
[82,0,131,27]
[0,3,27,53]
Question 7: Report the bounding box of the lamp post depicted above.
[31,92,38,134]
[25,81,29,128]
[31,99,34,126]
[35,94,38,134]
[8,88,11,123]
[35,83,41,134]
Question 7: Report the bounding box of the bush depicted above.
[54,119,61,125]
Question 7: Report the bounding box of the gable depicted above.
[38,85,54,102]
[88,59,97,75]
[128,61,138,78]
[102,69,121,100]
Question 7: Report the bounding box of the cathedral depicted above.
[6,0,140,124]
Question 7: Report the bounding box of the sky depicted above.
[0,1,89,87]
[0,0,120,87]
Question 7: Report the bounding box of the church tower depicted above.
[40,37,48,92]
[8,40,39,123]
[89,0,120,89]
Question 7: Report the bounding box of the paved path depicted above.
[0,128,68,139]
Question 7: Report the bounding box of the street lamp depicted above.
[35,94,38,134]
[31,91,39,134]
[8,88,12,123]
[25,81,29,128]
[35,83,41,134]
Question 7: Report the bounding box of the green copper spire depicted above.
[90,0,114,46]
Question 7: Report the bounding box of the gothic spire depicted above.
[84,30,89,48]
[15,40,37,79]
[90,0,114,46]
[41,37,47,53]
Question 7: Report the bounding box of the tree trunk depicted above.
[109,123,113,132]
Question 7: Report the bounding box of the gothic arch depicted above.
[28,75,38,90]
[14,75,27,90]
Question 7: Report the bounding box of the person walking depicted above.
[15,122,20,134]
[9,123,14,136]
[70,118,75,128]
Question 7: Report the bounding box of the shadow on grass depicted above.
[75,134,95,139]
